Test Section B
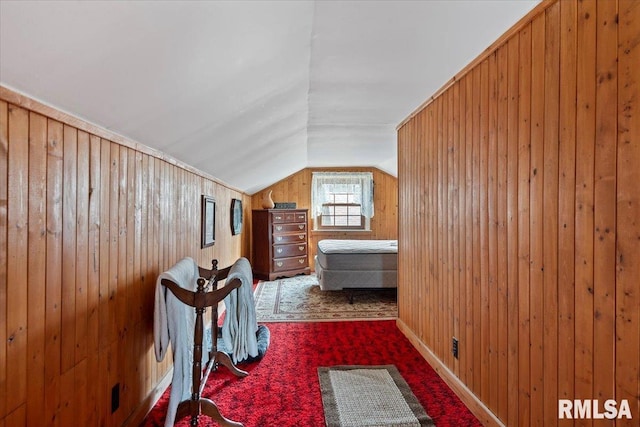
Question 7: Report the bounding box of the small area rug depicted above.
[254,274,397,322]
[318,365,434,427]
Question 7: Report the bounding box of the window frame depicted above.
[311,171,374,231]
[316,200,365,230]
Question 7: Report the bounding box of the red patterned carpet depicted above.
[141,320,481,427]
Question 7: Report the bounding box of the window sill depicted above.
[311,229,372,235]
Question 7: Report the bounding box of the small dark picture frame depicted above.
[231,198,243,235]
[201,195,216,248]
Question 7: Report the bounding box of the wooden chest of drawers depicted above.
[252,209,310,280]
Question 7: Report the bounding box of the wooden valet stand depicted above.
[161,259,249,427]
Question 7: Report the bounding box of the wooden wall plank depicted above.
[397,126,406,321]
[76,131,89,366]
[109,143,119,346]
[616,0,640,421]
[487,51,499,415]
[442,93,448,360]
[98,138,111,354]
[412,115,425,334]
[86,134,101,424]
[433,99,441,358]
[45,119,63,427]
[418,112,426,339]
[26,112,47,426]
[0,100,7,422]
[74,359,87,427]
[437,95,444,362]
[496,42,509,422]
[60,126,78,420]
[593,0,617,410]
[517,23,532,427]
[479,58,490,405]
[159,160,168,274]
[459,74,470,387]
[6,105,29,416]
[114,147,128,422]
[117,148,128,372]
[542,4,560,425]
[429,106,437,357]
[408,113,417,339]
[146,155,158,390]
[411,112,418,342]
[448,85,457,374]
[463,73,474,392]
[557,0,577,419]
[505,33,520,427]
[453,79,462,378]
[529,14,545,427]
[124,147,136,418]
[573,2,596,422]
[60,363,76,426]
[471,65,482,397]
[62,125,78,374]
[133,150,143,405]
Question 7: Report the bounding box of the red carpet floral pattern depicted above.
[142,321,481,427]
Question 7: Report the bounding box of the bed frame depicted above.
[314,239,398,298]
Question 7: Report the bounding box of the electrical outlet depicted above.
[452,337,459,359]
[111,383,120,413]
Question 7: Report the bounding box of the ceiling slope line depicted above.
[0,84,247,195]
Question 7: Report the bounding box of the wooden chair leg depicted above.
[199,398,244,427]
[214,351,249,378]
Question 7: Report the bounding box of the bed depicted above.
[314,239,398,291]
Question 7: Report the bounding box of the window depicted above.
[320,192,364,229]
[311,172,374,230]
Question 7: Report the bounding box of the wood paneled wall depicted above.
[0,87,251,427]
[397,0,639,425]
[251,167,398,269]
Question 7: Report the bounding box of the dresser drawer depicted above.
[273,243,307,259]
[273,222,306,233]
[273,233,306,244]
[271,212,293,223]
[272,256,308,272]
[271,211,307,224]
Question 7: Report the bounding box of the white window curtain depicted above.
[311,172,374,219]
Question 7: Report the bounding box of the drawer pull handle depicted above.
[276,226,283,231]
[276,236,282,242]
[275,215,282,220]
[277,262,283,267]
[298,259,304,264]
[277,248,283,254]
[298,234,304,239]
[298,225,304,230]
[299,246,304,251]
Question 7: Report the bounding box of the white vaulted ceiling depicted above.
[0,0,539,194]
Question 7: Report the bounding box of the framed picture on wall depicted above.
[231,198,243,235]
[201,195,215,248]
